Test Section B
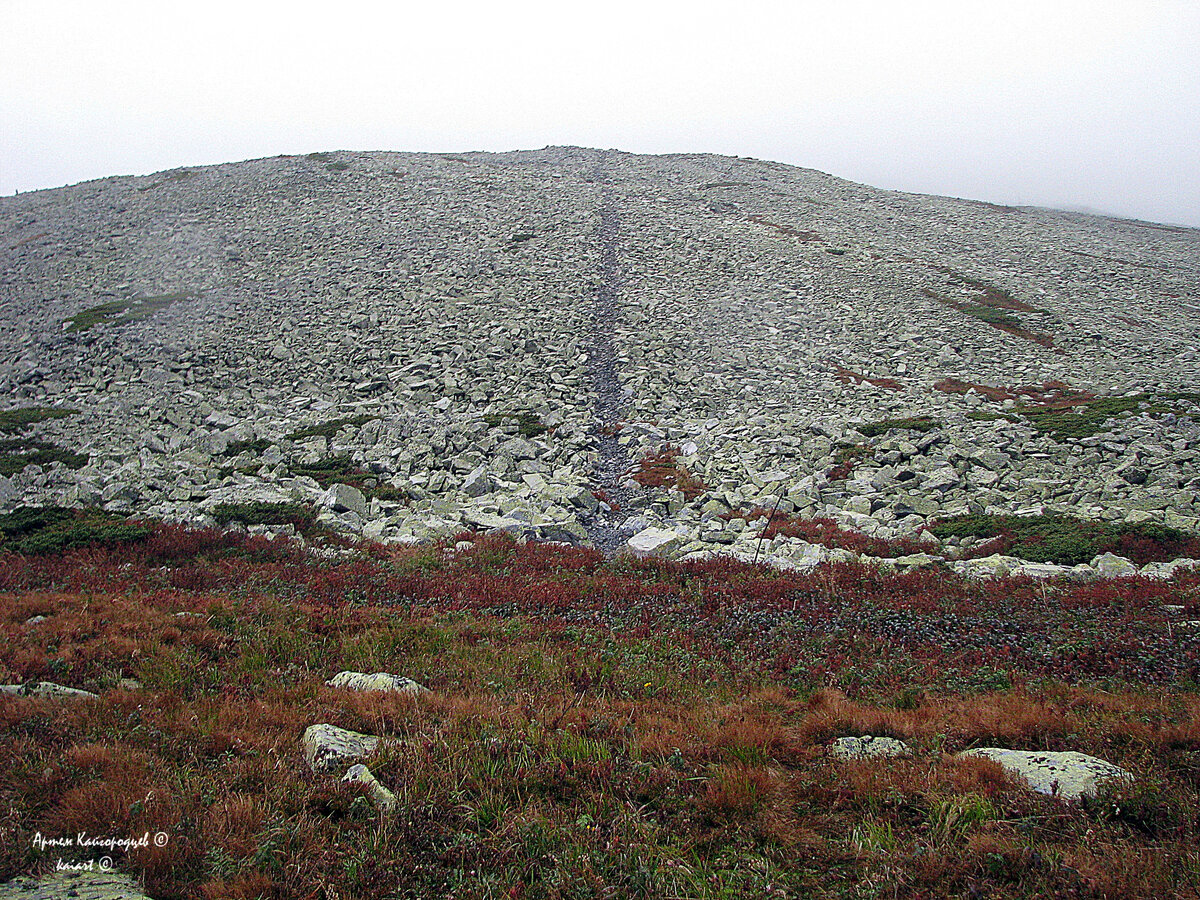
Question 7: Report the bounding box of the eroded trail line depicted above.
[584,164,646,551]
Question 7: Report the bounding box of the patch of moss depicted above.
[0,439,88,476]
[930,513,1200,566]
[289,455,394,500]
[285,415,378,443]
[325,161,349,172]
[0,506,149,555]
[1013,394,1182,440]
[0,407,77,434]
[966,410,1017,422]
[222,438,272,457]
[66,293,192,332]
[211,501,314,529]
[483,412,548,439]
[856,415,940,438]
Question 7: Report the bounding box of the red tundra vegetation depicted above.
[0,520,1198,898]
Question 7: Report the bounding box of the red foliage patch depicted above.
[933,378,1095,409]
[632,445,708,500]
[736,508,931,559]
[832,366,903,391]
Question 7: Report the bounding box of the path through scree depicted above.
[583,158,649,552]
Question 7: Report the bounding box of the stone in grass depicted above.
[302,723,381,773]
[959,748,1133,801]
[342,763,398,814]
[830,735,911,760]
[0,870,152,899]
[326,671,427,695]
[0,682,99,700]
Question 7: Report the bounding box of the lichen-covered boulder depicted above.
[302,723,381,773]
[830,735,911,761]
[0,682,98,700]
[959,748,1132,801]
[326,672,427,695]
[0,870,152,899]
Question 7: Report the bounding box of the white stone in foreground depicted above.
[342,763,398,814]
[0,682,99,700]
[830,735,911,760]
[0,870,152,899]
[959,748,1132,801]
[326,671,427,695]
[302,723,381,773]
[626,526,683,557]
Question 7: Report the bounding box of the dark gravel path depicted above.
[583,159,648,551]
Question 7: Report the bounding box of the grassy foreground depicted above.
[0,522,1198,898]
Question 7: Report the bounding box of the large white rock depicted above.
[0,870,153,899]
[830,735,911,761]
[342,763,397,814]
[959,748,1132,801]
[626,526,683,557]
[326,671,427,695]
[320,483,368,516]
[1091,552,1138,577]
[302,723,381,773]
[0,682,99,700]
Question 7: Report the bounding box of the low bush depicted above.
[0,439,88,475]
[735,508,931,558]
[0,407,76,434]
[930,513,1200,565]
[0,506,150,555]
[210,502,315,530]
[482,411,548,439]
[285,415,377,442]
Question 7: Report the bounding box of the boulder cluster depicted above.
[1,147,1197,567]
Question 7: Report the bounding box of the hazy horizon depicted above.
[4,1,1198,228]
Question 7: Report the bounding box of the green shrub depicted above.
[0,407,76,434]
[930,513,1200,566]
[210,501,315,529]
[0,439,88,475]
[1016,394,1173,440]
[285,416,377,442]
[483,412,548,439]
[0,506,150,555]
[222,438,272,457]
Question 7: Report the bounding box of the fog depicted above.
[3,0,1198,226]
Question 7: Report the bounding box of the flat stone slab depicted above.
[0,871,151,899]
[626,526,683,557]
[302,723,381,773]
[0,682,99,700]
[326,671,427,695]
[959,748,1133,801]
[830,735,911,760]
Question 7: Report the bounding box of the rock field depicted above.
[1,146,1198,571]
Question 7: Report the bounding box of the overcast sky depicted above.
[3,1,1198,226]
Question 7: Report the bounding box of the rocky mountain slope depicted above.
[1,147,1198,569]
